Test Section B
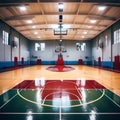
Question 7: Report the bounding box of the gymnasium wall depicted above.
[0,20,30,68]
[91,20,120,69]
[29,40,92,65]
[0,19,119,67]
[112,22,120,61]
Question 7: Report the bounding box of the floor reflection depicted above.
[13,79,105,108]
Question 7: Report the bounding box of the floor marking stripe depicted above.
[17,89,105,107]
[59,101,62,120]
[104,94,120,108]
[0,112,120,115]
[0,92,19,110]
[0,83,31,110]
[75,86,82,104]
[98,89,120,108]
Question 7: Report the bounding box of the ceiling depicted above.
[0,0,120,41]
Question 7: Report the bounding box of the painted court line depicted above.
[0,93,18,110]
[104,94,120,108]
[75,86,82,104]
[0,89,23,110]
[59,102,62,120]
[0,112,120,115]
[99,89,120,108]
[17,89,105,108]
[0,80,33,109]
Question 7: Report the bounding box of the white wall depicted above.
[30,40,92,62]
[0,20,30,67]
[92,29,112,62]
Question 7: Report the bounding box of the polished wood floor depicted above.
[0,65,120,96]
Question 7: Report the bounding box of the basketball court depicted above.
[0,1,120,119]
[0,65,120,120]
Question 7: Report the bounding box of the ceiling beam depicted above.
[0,3,120,8]
[72,0,83,40]
[94,3,120,7]
[4,13,117,21]
[0,0,120,4]
[13,22,107,27]
[19,27,101,32]
[4,15,35,21]
[0,3,29,7]
[38,0,48,25]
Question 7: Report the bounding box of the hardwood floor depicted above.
[0,65,120,96]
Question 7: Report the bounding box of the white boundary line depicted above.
[0,91,20,110]
[75,86,82,104]
[99,89,120,108]
[0,112,120,115]
[104,93,120,108]
[59,100,62,120]
[0,80,34,110]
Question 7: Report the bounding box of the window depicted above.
[105,35,108,46]
[13,36,19,48]
[76,42,86,51]
[35,43,45,51]
[114,28,120,44]
[2,30,9,45]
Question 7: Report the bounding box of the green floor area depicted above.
[0,88,120,120]
[0,114,120,120]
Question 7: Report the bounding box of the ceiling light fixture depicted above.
[90,19,97,24]
[58,3,64,12]
[32,26,36,29]
[83,31,87,34]
[19,6,27,11]
[98,6,106,11]
[87,26,92,28]
[82,36,85,38]
[27,20,32,24]
[34,32,38,35]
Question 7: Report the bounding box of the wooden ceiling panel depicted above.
[46,15,58,23]
[74,15,87,24]
[28,3,43,13]
[78,3,94,13]
[62,3,79,13]
[105,7,120,18]
[0,8,14,18]
[99,20,113,26]
[0,1,119,41]
[62,15,75,23]
[41,3,60,13]
[33,16,46,23]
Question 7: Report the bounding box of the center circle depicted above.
[46,65,75,72]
